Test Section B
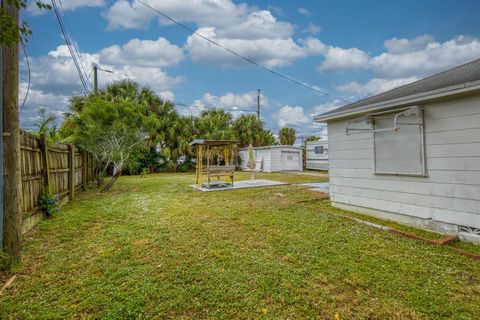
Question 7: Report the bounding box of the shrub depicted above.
[38,188,60,217]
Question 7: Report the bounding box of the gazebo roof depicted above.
[189,139,239,146]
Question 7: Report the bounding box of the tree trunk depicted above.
[101,171,121,192]
[2,2,22,261]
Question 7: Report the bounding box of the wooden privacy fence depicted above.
[20,130,95,234]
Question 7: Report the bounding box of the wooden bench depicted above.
[201,165,235,188]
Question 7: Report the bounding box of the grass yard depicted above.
[1,172,480,319]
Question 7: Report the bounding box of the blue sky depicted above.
[20,0,480,140]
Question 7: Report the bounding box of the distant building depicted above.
[315,59,480,242]
[238,145,303,172]
[306,140,328,170]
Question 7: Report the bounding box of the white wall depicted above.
[238,146,302,172]
[306,141,329,170]
[327,94,480,231]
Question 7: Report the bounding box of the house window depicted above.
[314,146,324,154]
[373,107,426,176]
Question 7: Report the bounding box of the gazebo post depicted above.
[197,144,203,188]
[224,146,231,183]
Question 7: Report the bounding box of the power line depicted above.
[175,102,257,113]
[71,37,92,90]
[19,42,31,115]
[135,0,350,104]
[51,0,90,95]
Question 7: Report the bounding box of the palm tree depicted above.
[233,114,276,147]
[33,106,59,141]
[279,127,296,145]
[196,109,234,140]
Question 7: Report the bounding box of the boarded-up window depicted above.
[373,107,426,176]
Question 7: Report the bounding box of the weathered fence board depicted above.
[20,130,95,234]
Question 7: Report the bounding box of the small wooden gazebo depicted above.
[190,139,239,189]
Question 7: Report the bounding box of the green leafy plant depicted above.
[140,168,149,178]
[37,189,59,217]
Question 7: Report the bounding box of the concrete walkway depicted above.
[296,182,330,194]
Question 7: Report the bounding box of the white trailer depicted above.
[238,145,303,172]
[306,140,328,170]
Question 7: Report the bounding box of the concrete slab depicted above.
[191,179,287,192]
[297,182,330,194]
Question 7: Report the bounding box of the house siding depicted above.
[327,94,480,231]
[306,140,329,170]
[238,146,302,172]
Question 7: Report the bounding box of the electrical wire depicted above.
[174,102,257,113]
[71,37,93,90]
[135,0,350,104]
[19,42,31,115]
[51,0,90,95]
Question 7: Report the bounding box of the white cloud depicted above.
[302,23,321,35]
[310,101,346,117]
[19,41,185,128]
[100,37,184,68]
[19,82,70,129]
[104,0,251,31]
[185,27,310,67]
[336,77,418,96]
[297,8,312,16]
[383,34,435,54]
[158,91,175,102]
[199,91,264,109]
[216,10,293,40]
[370,35,480,78]
[319,46,370,72]
[28,43,183,94]
[333,34,480,97]
[274,105,310,127]
[178,91,265,117]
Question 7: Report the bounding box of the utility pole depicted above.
[92,64,113,94]
[93,64,98,94]
[2,0,22,260]
[257,89,261,120]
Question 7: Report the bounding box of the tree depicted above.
[233,114,276,147]
[162,115,197,171]
[0,1,51,46]
[306,136,319,142]
[279,127,296,145]
[196,109,235,140]
[73,96,157,192]
[32,106,59,141]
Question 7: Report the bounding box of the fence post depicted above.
[68,144,74,200]
[40,134,50,193]
[82,151,88,191]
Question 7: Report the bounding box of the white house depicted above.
[306,140,328,170]
[238,145,303,172]
[315,59,480,242]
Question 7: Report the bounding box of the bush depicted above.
[38,188,60,217]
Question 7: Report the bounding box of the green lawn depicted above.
[1,172,479,319]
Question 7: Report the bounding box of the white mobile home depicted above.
[306,140,329,170]
[315,59,480,242]
[238,145,303,172]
